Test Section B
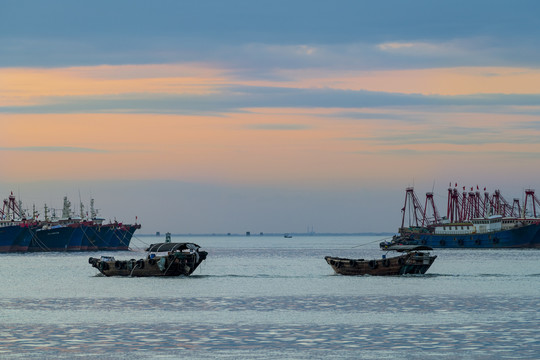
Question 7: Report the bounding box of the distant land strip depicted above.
[138,232,395,237]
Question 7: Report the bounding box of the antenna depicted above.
[78,190,84,219]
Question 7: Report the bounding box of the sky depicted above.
[2,0,540,234]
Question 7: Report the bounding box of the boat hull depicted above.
[325,252,437,276]
[20,222,141,252]
[107,224,140,250]
[89,251,207,277]
[28,226,76,252]
[89,225,114,250]
[0,224,30,253]
[10,225,34,252]
[66,225,84,251]
[400,223,540,248]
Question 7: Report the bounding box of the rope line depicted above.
[349,235,395,248]
[27,227,51,252]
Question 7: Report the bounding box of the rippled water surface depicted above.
[1,235,539,359]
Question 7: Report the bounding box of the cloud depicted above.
[2,1,540,69]
[4,37,540,72]
[246,124,312,130]
[377,42,416,51]
[513,120,540,130]
[321,111,421,122]
[4,87,540,115]
[351,148,540,159]
[342,121,540,146]
[0,146,109,153]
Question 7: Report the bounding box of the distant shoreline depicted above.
[138,232,395,237]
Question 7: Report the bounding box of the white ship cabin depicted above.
[434,215,503,234]
[0,219,20,227]
[434,222,474,235]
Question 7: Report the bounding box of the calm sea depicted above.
[0,235,539,359]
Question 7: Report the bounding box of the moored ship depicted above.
[0,192,141,253]
[0,193,34,252]
[383,185,540,249]
[0,222,32,252]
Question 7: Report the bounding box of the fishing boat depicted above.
[89,242,208,277]
[0,192,141,253]
[325,245,437,276]
[0,222,32,252]
[387,185,540,249]
[0,193,34,252]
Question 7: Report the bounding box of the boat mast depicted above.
[44,204,49,222]
[2,192,24,221]
[446,185,461,223]
[80,200,85,219]
[62,196,72,219]
[401,187,425,228]
[422,192,440,226]
[481,189,489,218]
[511,198,521,218]
[90,198,98,219]
[523,189,540,218]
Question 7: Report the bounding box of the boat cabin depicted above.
[471,215,502,233]
[146,242,200,253]
[433,215,502,235]
[433,222,475,235]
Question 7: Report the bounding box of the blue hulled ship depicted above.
[382,185,540,249]
[0,193,141,253]
[0,223,32,252]
[29,225,77,252]
[0,193,34,252]
[392,216,540,249]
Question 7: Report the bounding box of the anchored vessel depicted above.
[383,185,540,249]
[0,192,140,253]
[0,222,31,252]
[325,245,437,276]
[89,242,208,277]
[0,193,32,252]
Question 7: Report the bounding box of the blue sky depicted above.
[3,0,540,68]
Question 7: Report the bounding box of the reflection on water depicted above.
[1,295,539,314]
[2,321,539,359]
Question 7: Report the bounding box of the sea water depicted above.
[0,235,539,359]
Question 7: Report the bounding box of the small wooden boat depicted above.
[325,245,437,276]
[89,242,208,277]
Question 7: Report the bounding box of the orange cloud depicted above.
[4,64,540,110]
[0,110,379,185]
[3,107,539,189]
[274,67,540,95]
[0,63,229,106]
[3,61,540,189]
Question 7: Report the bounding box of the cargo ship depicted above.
[0,192,140,253]
[382,185,540,249]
